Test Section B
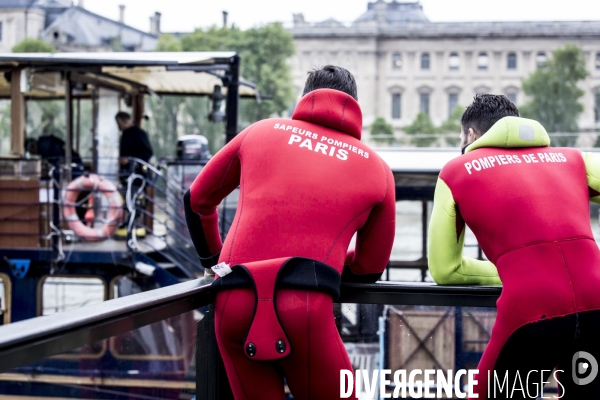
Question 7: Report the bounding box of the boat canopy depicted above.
[0,52,257,98]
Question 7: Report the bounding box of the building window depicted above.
[506,93,517,104]
[448,93,458,117]
[536,52,547,68]
[391,93,401,119]
[596,53,600,70]
[507,52,517,70]
[421,53,430,70]
[420,93,430,115]
[477,52,489,70]
[392,53,403,70]
[595,92,600,122]
[449,53,460,71]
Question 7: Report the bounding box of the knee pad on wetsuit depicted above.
[212,257,340,361]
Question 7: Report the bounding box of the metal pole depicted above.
[64,72,73,182]
[421,200,428,282]
[225,54,240,144]
[76,98,81,154]
[10,68,25,156]
[91,87,99,174]
[196,305,234,399]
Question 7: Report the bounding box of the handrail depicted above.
[0,279,214,373]
[0,280,501,374]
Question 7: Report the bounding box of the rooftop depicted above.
[0,0,70,9]
[41,6,157,51]
[355,0,430,24]
[291,0,600,38]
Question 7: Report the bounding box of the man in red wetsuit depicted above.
[428,94,600,399]
[184,65,395,399]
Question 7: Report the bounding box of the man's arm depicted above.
[184,126,254,268]
[583,152,600,204]
[343,166,396,283]
[428,178,502,285]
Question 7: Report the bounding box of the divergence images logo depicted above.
[572,351,598,386]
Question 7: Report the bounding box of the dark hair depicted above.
[115,111,131,121]
[302,65,358,100]
[461,94,519,136]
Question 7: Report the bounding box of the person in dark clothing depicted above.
[116,111,153,167]
[115,112,153,239]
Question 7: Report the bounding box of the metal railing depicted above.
[369,132,600,148]
[0,280,502,398]
[10,156,206,277]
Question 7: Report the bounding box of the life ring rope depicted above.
[62,174,123,242]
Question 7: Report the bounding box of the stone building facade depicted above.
[290,0,600,134]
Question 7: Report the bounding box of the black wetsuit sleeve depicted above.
[184,189,220,269]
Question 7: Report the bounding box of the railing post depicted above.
[454,306,463,374]
[196,304,234,400]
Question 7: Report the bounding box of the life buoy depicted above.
[63,174,123,242]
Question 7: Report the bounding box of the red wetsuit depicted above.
[187,88,395,400]
[430,117,600,398]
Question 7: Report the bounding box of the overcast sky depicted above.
[83,0,600,33]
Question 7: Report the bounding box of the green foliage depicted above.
[179,23,295,123]
[156,34,182,52]
[147,96,183,159]
[0,101,10,155]
[520,44,588,147]
[403,112,439,147]
[370,116,395,145]
[12,38,56,53]
[439,106,464,146]
[149,23,295,154]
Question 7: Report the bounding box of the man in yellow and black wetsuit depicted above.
[429,94,600,399]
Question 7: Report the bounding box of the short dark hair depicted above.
[302,65,358,100]
[115,111,131,121]
[461,94,519,136]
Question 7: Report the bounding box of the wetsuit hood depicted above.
[465,116,551,154]
[291,88,363,140]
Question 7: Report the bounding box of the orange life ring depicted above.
[62,174,123,242]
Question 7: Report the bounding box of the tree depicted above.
[12,38,56,53]
[179,23,295,123]
[403,112,439,147]
[147,96,184,159]
[520,44,588,147]
[439,106,464,147]
[370,116,395,145]
[148,24,295,156]
[156,34,182,52]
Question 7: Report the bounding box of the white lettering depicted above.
[380,369,391,398]
[336,149,349,161]
[393,370,407,398]
[288,134,302,145]
[464,162,473,175]
[314,142,328,155]
[409,370,423,398]
[468,370,479,398]
[340,370,352,398]
[437,370,453,397]
[299,138,313,150]
[455,370,466,398]
[362,370,378,399]
[424,370,435,398]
